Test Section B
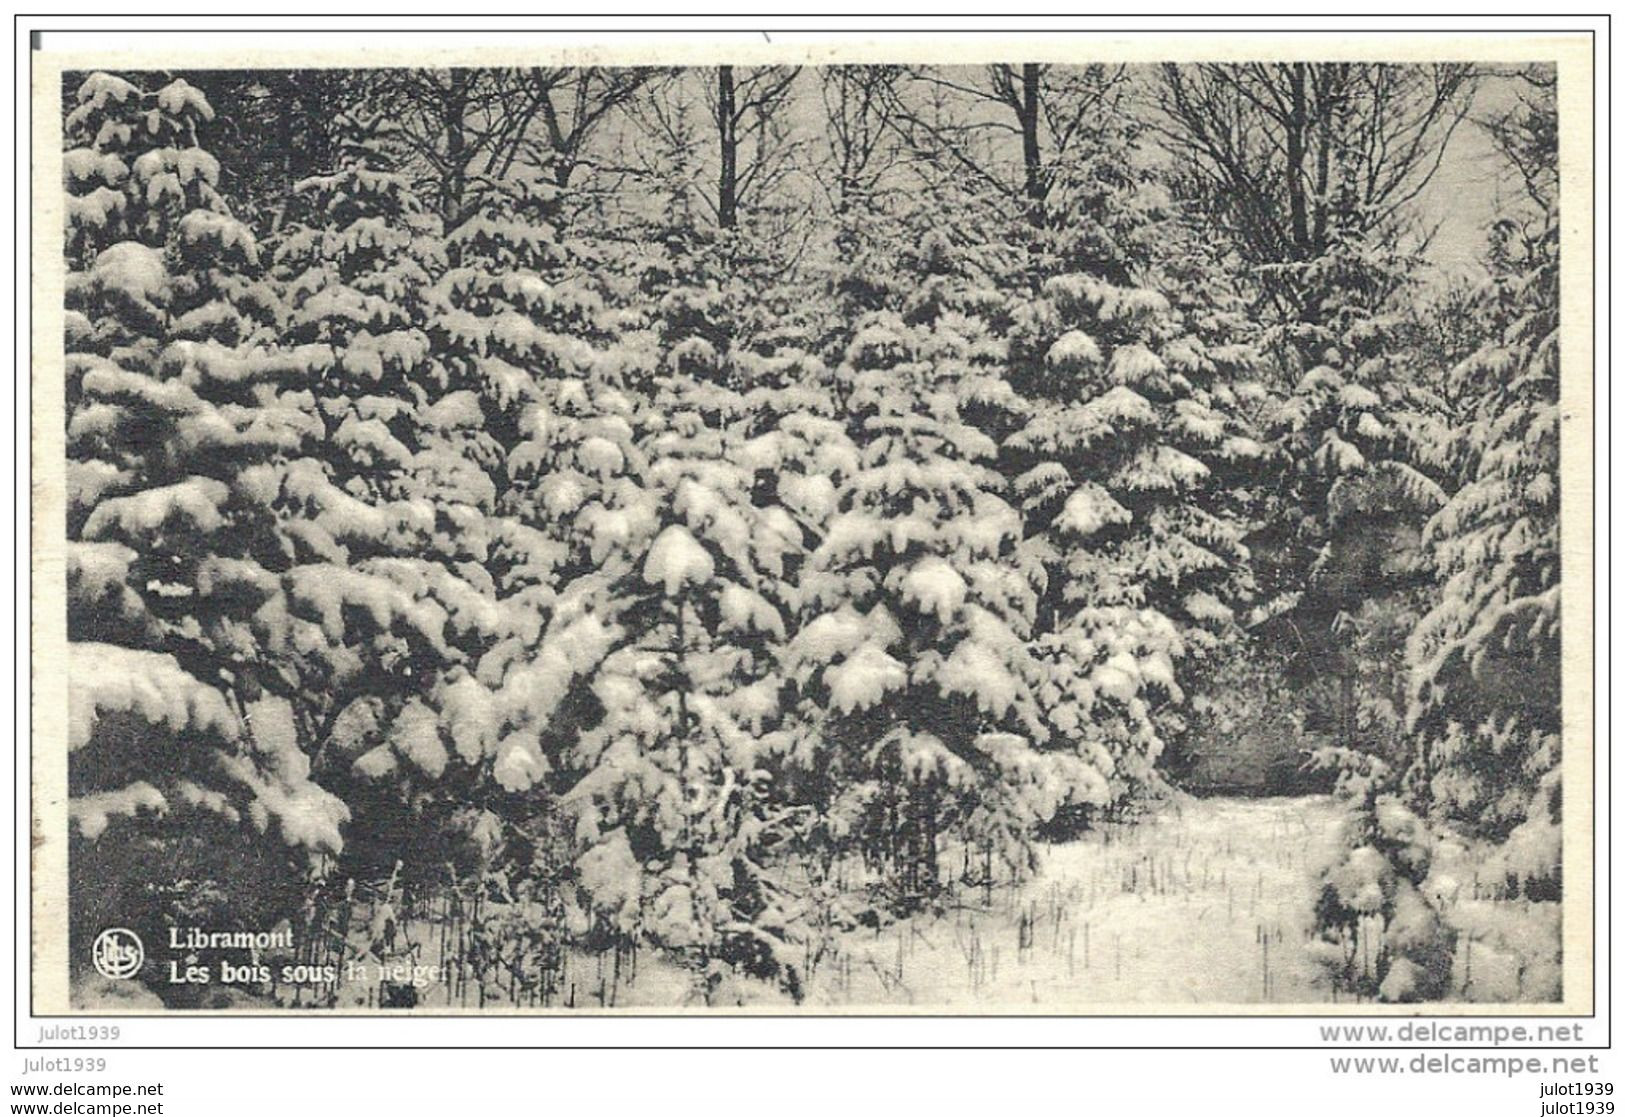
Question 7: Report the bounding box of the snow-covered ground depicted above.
[76,792,1562,1010]
[301,794,1351,1010]
[805,794,1348,1007]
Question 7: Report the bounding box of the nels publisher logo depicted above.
[91,928,144,980]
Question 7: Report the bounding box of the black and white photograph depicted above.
[33,33,1592,1017]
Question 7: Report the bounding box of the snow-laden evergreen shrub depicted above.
[1407,198,1560,863]
[783,309,1078,909]
[1309,772,1457,1003]
[63,73,349,988]
[1006,270,1255,816]
[266,113,515,888]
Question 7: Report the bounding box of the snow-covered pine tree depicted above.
[1254,232,1450,764]
[1264,235,1449,568]
[1296,231,1524,1002]
[1407,86,1561,873]
[416,166,653,994]
[786,307,1083,910]
[63,72,348,977]
[864,115,1265,817]
[1309,780,1456,1003]
[1003,245,1256,816]
[661,292,872,956]
[512,283,811,1001]
[1131,213,1282,782]
[427,163,629,710]
[265,113,511,887]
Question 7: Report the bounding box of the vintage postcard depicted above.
[29,32,1595,1015]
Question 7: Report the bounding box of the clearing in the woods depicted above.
[806,795,1347,1007]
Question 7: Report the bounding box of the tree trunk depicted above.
[1286,63,1310,258]
[717,66,739,229]
[443,69,471,225]
[1412,709,1432,809]
[1340,666,1357,753]
[300,79,331,181]
[1311,65,1337,254]
[1020,63,1044,225]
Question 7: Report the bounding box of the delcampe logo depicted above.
[91,928,144,980]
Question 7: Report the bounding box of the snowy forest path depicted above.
[812,795,1348,1007]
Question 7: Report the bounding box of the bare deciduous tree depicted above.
[1155,62,1478,320]
[367,68,544,222]
[617,66,803,233]
[885,63,1130,225]
[365,67,669,224]
[814,64,906,217]
[707,65,801,229]
[523,66,671,188]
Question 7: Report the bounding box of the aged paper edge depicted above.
[27,31,1598,1017]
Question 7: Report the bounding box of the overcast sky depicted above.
[1417,69,1540,275]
